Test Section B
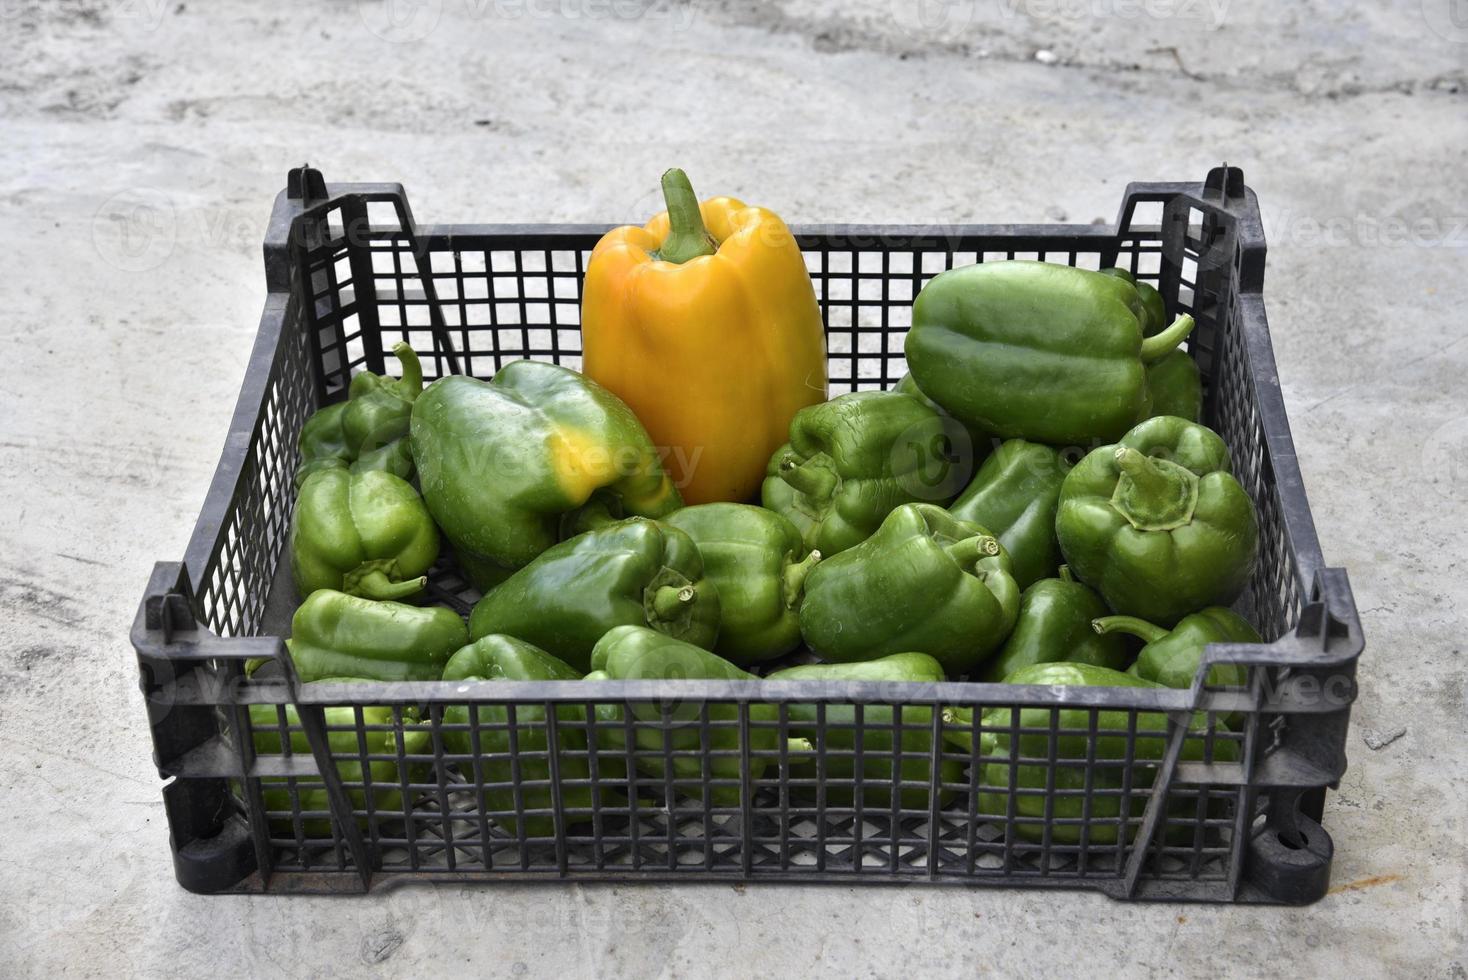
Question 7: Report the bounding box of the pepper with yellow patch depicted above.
[581,168,827,504]
[410,359,683,589]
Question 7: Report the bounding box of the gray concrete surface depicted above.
[2,0,1466,976]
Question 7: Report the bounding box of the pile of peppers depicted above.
[258,170,1262,843]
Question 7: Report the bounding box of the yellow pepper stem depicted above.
[654,168,717,264]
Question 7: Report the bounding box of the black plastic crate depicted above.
[132,166,1361,902]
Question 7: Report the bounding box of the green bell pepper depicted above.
[799,503,1020,676]
[1099,270,1204,423]
[944,663,1222,761]
[761,390,961,558]
[580,670,630,785]
[904,260,1196,445]
[944,662,1239,844]
[948,438,1072,589]
[663,503,820,666]
[468,517,720,673]
[1097,606,1258,692]
[1139,353,1204,423]
[251,703,429,836]
[441,634,598,837]
[769,653,961,810]
[588,625,782,808]
[411,359,682,589]
[289,461,439,601]
[298,342,423,482]
[1056,415,1259,625]
[286,589,468,682]
[1100,267,1167,337]
[978,567,1130,682]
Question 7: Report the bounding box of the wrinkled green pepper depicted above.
[799,503,1020,676]
[468,518,720,673]
[286,589,468,682]
[949,438,1072,589]
[289,461,439,601]
[251,703,428,836]
[943,662,1239,844]
[1097,606,1258,692]
[769,653,961,810]
[904,260,1196,445]
[663,503,820,666]
[441,635,599,837]
[978,567,1130,682]
[761,390,961,558]
[588,625,784,807]
[298,342,423,481]
[411,359,682,589]
[1056,415,1259,625]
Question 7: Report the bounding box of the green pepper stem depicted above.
[1111,447,1199,531]
[787,737,814,754]
[780,456,837,501]
[943,534,1001,568]
[1139,313,1196,364]
[389,341,423,392]
[1058,565,1074,584]
[781,550,822,608]
[653,168,717,265]
[352,570,427,601]
[1092,615,1169,644]
[1113,447,1171,494]
[650,584,696,620]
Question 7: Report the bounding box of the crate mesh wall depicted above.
[243,699,1244,884]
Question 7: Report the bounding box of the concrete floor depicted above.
[2,0,1466,975]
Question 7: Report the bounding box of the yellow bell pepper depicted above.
[581,169,827,505]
